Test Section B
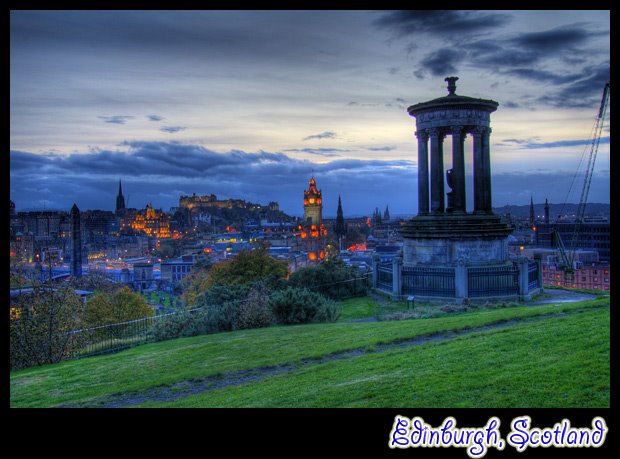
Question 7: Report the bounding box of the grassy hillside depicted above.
[10,296,609,408]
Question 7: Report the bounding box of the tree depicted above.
[181,265,212,307]
[10,285,85,370]
[84,286,153,327]
[183,247,288,306]
[67,271,118,294]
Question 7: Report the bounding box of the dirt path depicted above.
[58,305,606,408]
[528,288,596,305]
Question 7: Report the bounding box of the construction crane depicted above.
[553,81,610,285]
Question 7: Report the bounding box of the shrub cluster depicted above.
[288,259,368,300]
[269,287,341,324]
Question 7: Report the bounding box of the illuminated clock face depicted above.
[309,198,315,204]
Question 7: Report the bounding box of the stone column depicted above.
[472,127,484,214]
[482,127,492,213]
[429,128,445,214]
[415,130,429,215]
[451,125,466,213]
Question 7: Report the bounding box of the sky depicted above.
[10,10,610,217]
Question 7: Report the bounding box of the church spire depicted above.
[116,179,126,215]
[529,195,535,228]
[334,195,346,239]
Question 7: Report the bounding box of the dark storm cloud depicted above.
[376,12,607,110]
[419,48,465,77]
[303,131,337,141]
[509,25,605,52]
[98,115,134,125]
[160,126,187,133]
[10,11,351,71]
[501,68,583,84]
[147,115,164,122]
[10,142,417,214]
[374,11,512,38]
[539,63,610,108]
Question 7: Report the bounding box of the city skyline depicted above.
[10,10,610,216]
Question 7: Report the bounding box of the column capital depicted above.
[427,127,441,138]
[415,130,429,141]
[472,126,489,136]
[451,125,466,141]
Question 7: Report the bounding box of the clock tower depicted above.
[299,177,327,262]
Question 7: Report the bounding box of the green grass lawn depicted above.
[10,296,609,408]
[144,306,609,408]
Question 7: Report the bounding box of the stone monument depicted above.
[373,77,541,301]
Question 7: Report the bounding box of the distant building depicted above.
[130,204,171,239]
[17,210,68,238]
[536,220,610,262]
[133,263,154,291]
[161,255,196,283]
[542,262,610,291]
[81,210,118,243]
[384,205,390,222]
[298,177,327,262]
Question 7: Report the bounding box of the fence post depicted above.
[534,252,543,291]
[455,259,468,303]
[517,257,530,301]
[372,253,380,289]
[392,251,403,300]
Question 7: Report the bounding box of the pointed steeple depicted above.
[116,179,126,215]
[529,196,535,227]
[334,194,346,238]
[544,198,550,225]
[384,205,390,222]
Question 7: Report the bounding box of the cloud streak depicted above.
[374,10,512,38]
[160,126,187,133]
[98,115,134,124]
[302,131,336,141]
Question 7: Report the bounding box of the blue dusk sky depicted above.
[10,10,610,217]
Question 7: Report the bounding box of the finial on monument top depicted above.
[445,76,459,96]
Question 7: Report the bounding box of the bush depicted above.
[234,285,274,330]
[269,287,340,324]
[288,258,368,300]
[148,309,213,342]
